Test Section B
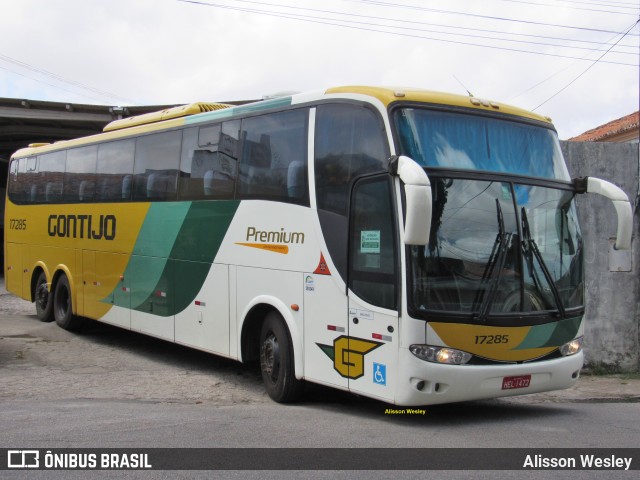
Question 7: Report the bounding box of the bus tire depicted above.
[34,271,54,322]
[53,275,82,331]
[259,311,303,403]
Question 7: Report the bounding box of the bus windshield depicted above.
[407,178,584,317]
[393,107,584,318]
[394,108,570,181]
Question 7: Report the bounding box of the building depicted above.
[568,111,640,143]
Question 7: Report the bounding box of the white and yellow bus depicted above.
[4,86,633,405]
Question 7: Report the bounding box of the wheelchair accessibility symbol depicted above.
[373,363,386,386]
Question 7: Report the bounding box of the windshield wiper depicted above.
[521,207,566,318]
[473,199,511,322]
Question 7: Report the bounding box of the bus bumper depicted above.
[394,347,583,406]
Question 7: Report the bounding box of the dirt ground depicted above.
[0,282,270,406]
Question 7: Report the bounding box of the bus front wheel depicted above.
[259,311,303,403]
[34,271,54,322]
[53,275,82,331]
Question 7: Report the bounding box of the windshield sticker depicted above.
[360,230,380,253]
[501,184,511,201]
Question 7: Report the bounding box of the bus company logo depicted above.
[47,214,116,240]
[8,450,39,468]
[235,226,305,254]
[316,336,382,379]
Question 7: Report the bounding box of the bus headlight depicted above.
[410,345,472,365]
[560,337,583,356]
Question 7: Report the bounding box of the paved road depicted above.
[1,283,639,479]
[2,392,639,447]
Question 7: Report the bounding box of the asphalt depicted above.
[1,274,639,404]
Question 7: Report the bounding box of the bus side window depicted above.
[133,130,181,201]
[8,158,22,203]
[21,158,40,203]
[38,151,66,204]
[315,104,389,215]
[178,121,240,200]
[314,103,390,282]
[96,139,135,202]
[349,176,398,310]
[64,145,97,203]
[238,109,308,205]
[21,157,39,203]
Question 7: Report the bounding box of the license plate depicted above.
[502,374,531,390]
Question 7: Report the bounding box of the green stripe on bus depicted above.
[106,200,240,316]
[184,97,293,126]
[128,202,191,309]
[161,200,240,315]
[513,316,582,350]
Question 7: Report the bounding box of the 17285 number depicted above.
[9,218,27,230]
[475,335,509,345]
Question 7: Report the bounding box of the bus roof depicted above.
[325,86,552,124]
[103,102,233,132]
[11,86,553,159]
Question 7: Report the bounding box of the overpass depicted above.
[0,97,183,159]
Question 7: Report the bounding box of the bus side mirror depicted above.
[390,156,432,245]
[574,176,633,250]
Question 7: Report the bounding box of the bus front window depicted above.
[394,108,584,320]
[409,177,583,318]
[394,107,570,181]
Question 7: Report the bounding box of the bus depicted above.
[4,86,633,406]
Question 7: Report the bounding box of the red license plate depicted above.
[502,375,531,390]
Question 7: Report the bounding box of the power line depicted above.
[178,0,639,66]
[509,63,581,102]
[221,0,639,50]
[294,13,637,56]
[532,19,640,110]
[204,0,635,38]
[204,2,638,55]
[0,64,125,104]
[494,0,639,15]
[0,53,135,104]
[554,0,640,9]
[348,0,640,36]
[509,22,640,101]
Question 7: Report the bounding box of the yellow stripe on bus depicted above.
[429,322,556,362]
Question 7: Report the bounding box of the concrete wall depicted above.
[561,141,639,372]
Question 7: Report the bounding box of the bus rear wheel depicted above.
[34,271,54,322]
[259,311,303,403]
[53,275,82,331]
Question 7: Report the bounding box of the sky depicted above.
[0,0,638,139]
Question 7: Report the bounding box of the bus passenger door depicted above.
[347,175,399,403]
[347,297,398,402]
